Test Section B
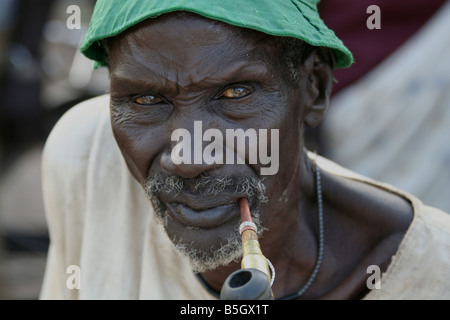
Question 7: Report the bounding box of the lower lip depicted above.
[166,202,239,229]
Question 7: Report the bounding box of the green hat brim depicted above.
[80,0,353,69]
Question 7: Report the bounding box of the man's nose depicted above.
[160,151,223,179]
[160,121,224,178]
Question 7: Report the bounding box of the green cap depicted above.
[80,0,353,69]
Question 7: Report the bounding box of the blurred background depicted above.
[0,0,448,299]
[0,0,108,299]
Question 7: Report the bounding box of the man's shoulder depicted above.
[45,94,110,145]
[42,94,110,167]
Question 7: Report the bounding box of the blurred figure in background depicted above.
[0,0,107,299]
[317,0,450,213]
[0,0,54,170]
[0,0,108,171]
[0,0,54,300]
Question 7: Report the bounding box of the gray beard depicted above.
[143,173,267,272]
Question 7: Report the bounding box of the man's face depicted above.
[107,13,307,271]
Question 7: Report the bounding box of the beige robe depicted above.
[39,95,450,299]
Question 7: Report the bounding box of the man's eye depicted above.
[134,95,163,105]
[221,87,251,99]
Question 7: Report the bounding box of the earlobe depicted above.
[302,47,335,128]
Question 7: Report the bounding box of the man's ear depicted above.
[302,47,335,128]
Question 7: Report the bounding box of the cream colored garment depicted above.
[40,95,450,299]
[323,2,450,213]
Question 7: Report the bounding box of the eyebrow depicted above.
[109,59,273,97]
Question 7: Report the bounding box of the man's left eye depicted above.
[220,87,251,99]
[134,95,163,105]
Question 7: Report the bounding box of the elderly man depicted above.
[40,0,450,300]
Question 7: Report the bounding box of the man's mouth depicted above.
[145,173,267,230]
[164,201,240,229]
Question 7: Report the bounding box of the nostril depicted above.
[160,151,182,172]
[160,151,222,179]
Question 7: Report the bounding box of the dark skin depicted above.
[106,13,413,299]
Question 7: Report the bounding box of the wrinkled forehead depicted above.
[107,12,284,87]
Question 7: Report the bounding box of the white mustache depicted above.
[144,173,268,203]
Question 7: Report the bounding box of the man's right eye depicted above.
[134,95,163,105]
